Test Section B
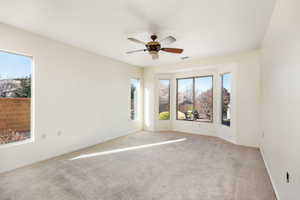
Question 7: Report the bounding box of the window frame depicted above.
[0,50,34,147]
[221,73,231,127]
[176,75,214,123]
[158,79,171,120]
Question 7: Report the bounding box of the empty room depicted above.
[0,0,299,199]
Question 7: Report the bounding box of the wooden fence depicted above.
[0,98,31,144]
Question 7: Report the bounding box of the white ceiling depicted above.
[0,0,275,67]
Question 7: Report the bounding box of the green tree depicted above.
[14,77,31,98]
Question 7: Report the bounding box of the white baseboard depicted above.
[260,146,280,200]
[171,128,216,137]
[218,134,237,145]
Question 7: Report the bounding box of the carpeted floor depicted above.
[0,131,276,200]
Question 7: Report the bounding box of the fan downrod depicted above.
[150,35,157,41]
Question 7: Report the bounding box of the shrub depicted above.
[159,112,170,120]
[0,129,29,144]
[177,111,186,120]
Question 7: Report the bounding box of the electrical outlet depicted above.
[262,132,265,138]
[57,131,62,136]
[286,172,290,183]
[41,134,47,139]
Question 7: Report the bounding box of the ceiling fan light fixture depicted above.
[151,54,159,60]
[149,51,158,55]
[149,51,159,60]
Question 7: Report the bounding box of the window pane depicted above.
[194,76,213,122]
[177,78,194,120]
[221,73,231,126]
[159,80,170,120]
[0,51,32,144]
[130,79,139,120]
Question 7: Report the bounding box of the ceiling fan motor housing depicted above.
[146,41,161,54]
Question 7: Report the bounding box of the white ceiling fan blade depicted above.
[128,38,146,45]
[126,49,146,54]
[159,36,176,45]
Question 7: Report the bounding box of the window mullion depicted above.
[193,77,195,121]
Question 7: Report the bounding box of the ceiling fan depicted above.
[126,35,184,60]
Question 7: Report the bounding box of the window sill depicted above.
[130,119,141,122]
[176,119,213,123]
[0,138,34,149]
[221,125,231,127]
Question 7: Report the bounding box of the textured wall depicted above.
[144,50,261,147]
[0,23,143,173]
[261,0,300,199]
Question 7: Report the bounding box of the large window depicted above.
[130,78,139,120]
[158,80,170,120]
[221,73,231,126]
[177,76,213,122]
[195,76,213,122]
[177,78,194,120]
[0,51,32,144]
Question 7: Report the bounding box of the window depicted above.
[177,76,213,122]
[177,78,194,120]
[158,80,170,120]
[221,73,231,126]
[130,79,139,120]
[0,51,32,144]
[195,76,213,122]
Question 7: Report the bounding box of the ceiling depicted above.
[0,0,275,67]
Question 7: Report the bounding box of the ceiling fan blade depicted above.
[126,49,147,54]
[159,36,176,45]
[161,48,183,54]
[128,37,146,45]
[151,53,159,60]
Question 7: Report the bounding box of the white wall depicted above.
[144,50,261,147]
[260,0,300,199]
[0,24,143,173]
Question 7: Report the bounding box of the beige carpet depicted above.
[0,131,276,200]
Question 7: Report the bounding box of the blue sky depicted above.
[178,75,231,93]
[195,77,213,93]
[131,78,139,87]
[178,77,212,93]
[178,78,193,92]
[222,73,231,92]
[159,80,170,90]
[0,51,32,79]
